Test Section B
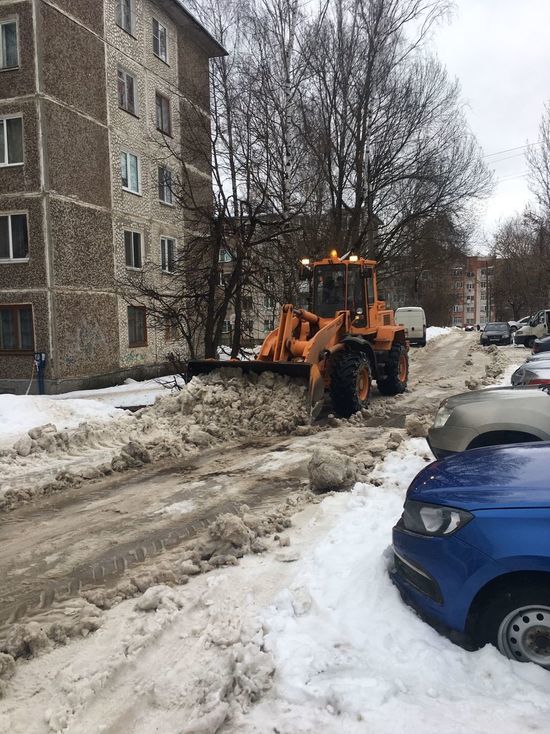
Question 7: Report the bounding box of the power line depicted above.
[483,142,541,159]
[495,172,528,183]
[487,152,532,166]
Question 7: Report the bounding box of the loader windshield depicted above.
[313,265,346,317]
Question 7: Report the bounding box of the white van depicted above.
[395,307,427,347]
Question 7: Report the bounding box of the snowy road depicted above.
[0,332,539,733]
[0,331,491,632]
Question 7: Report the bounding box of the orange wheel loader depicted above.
[188,254,409,419]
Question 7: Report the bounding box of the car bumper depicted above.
[389,549,474,649]
[513,334,527,345]
[427,426,475,458]
[390,525,489,645]
[480,338,510,346]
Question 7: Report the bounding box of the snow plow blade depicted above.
[187,360,325,418]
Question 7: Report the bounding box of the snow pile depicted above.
[0,370,309,511]
[0,394,121,449]
[308,447,357,491]
[426,326,452,341]
[53,374,184,409]
[239,439,550,733]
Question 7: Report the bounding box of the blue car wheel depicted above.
[475,585,550,668]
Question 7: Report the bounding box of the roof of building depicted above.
[163,0,227,57]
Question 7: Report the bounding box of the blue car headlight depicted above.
[402,500,473,537]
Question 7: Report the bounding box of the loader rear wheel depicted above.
[377,343,408,396]
[329,351,372,418]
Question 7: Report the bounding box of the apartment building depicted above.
[450,256,496,327]
[0,0,224,393]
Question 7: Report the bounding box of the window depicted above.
[152,19,167,62]
[158,166,173,204]
[124,230,142,269]
[242,295,253,311]
[117,69,136,115]
[0,213,28,260]
[263,319,274,332]
[0,116,23,166]
[128,305,146,346]
[165,319,178,341]
[264,295,275,308]
[466,283,474,291]
[121,151,140,193]
[466,271,474,278]
[155,92,171,135]
[452,305,461,313]
[218,270,225,286]
[454,281,462,289]
[161,236,175,273]
[222,319,231,333]
[265,271,274,284]
[0,20,18,69]
[0,304,33,351]
[219,248,232,263]
[116,0,134,34]
[243,319,253,332]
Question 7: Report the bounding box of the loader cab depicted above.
[312,261,369,326]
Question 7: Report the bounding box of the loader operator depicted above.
[317,267,345,318]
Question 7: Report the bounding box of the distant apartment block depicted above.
[450,256,496,327]
[0,0,224,393]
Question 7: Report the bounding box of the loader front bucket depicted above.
[187,359,326,419]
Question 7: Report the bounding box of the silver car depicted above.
[511,360,550,386]
[428,386,550,460]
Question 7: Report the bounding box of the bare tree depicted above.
[527,103,550,215]
[301,0,491,263]
[492,212,550,320]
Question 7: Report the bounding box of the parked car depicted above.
[391,442,550,668]
[479,322,511,346]
[428,385,550,460]
[514,310,550,348]
[508,315,531,334]
[511,361,550,387]
[395,307,427,347]
[527,351,550,362]
[464,325,475,332]
[533,335,550,354]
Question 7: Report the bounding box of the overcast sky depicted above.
[431,0,550,251]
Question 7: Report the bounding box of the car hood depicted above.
[443,385,544,410]
[408,443,550,510]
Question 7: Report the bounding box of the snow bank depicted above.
[426,326,452,341]
[0,370,309,510]
[0,394,122,449]
[242,439,550,733]
[52,374,184,408]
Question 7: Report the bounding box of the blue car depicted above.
[391,442,550,668]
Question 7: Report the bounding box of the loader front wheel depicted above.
[377,343,408,396]
[329,351,372,418]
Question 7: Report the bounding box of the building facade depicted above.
[0,0,224,393]
[450,256,496,327]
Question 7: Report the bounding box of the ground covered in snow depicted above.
[0,438,548,734]
[426,325,453,341]
[0,331,542,733]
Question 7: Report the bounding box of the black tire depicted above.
[526,337,536,349]
[474,584,550,668]
[329,351,372,418]
[377,342,408,396]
